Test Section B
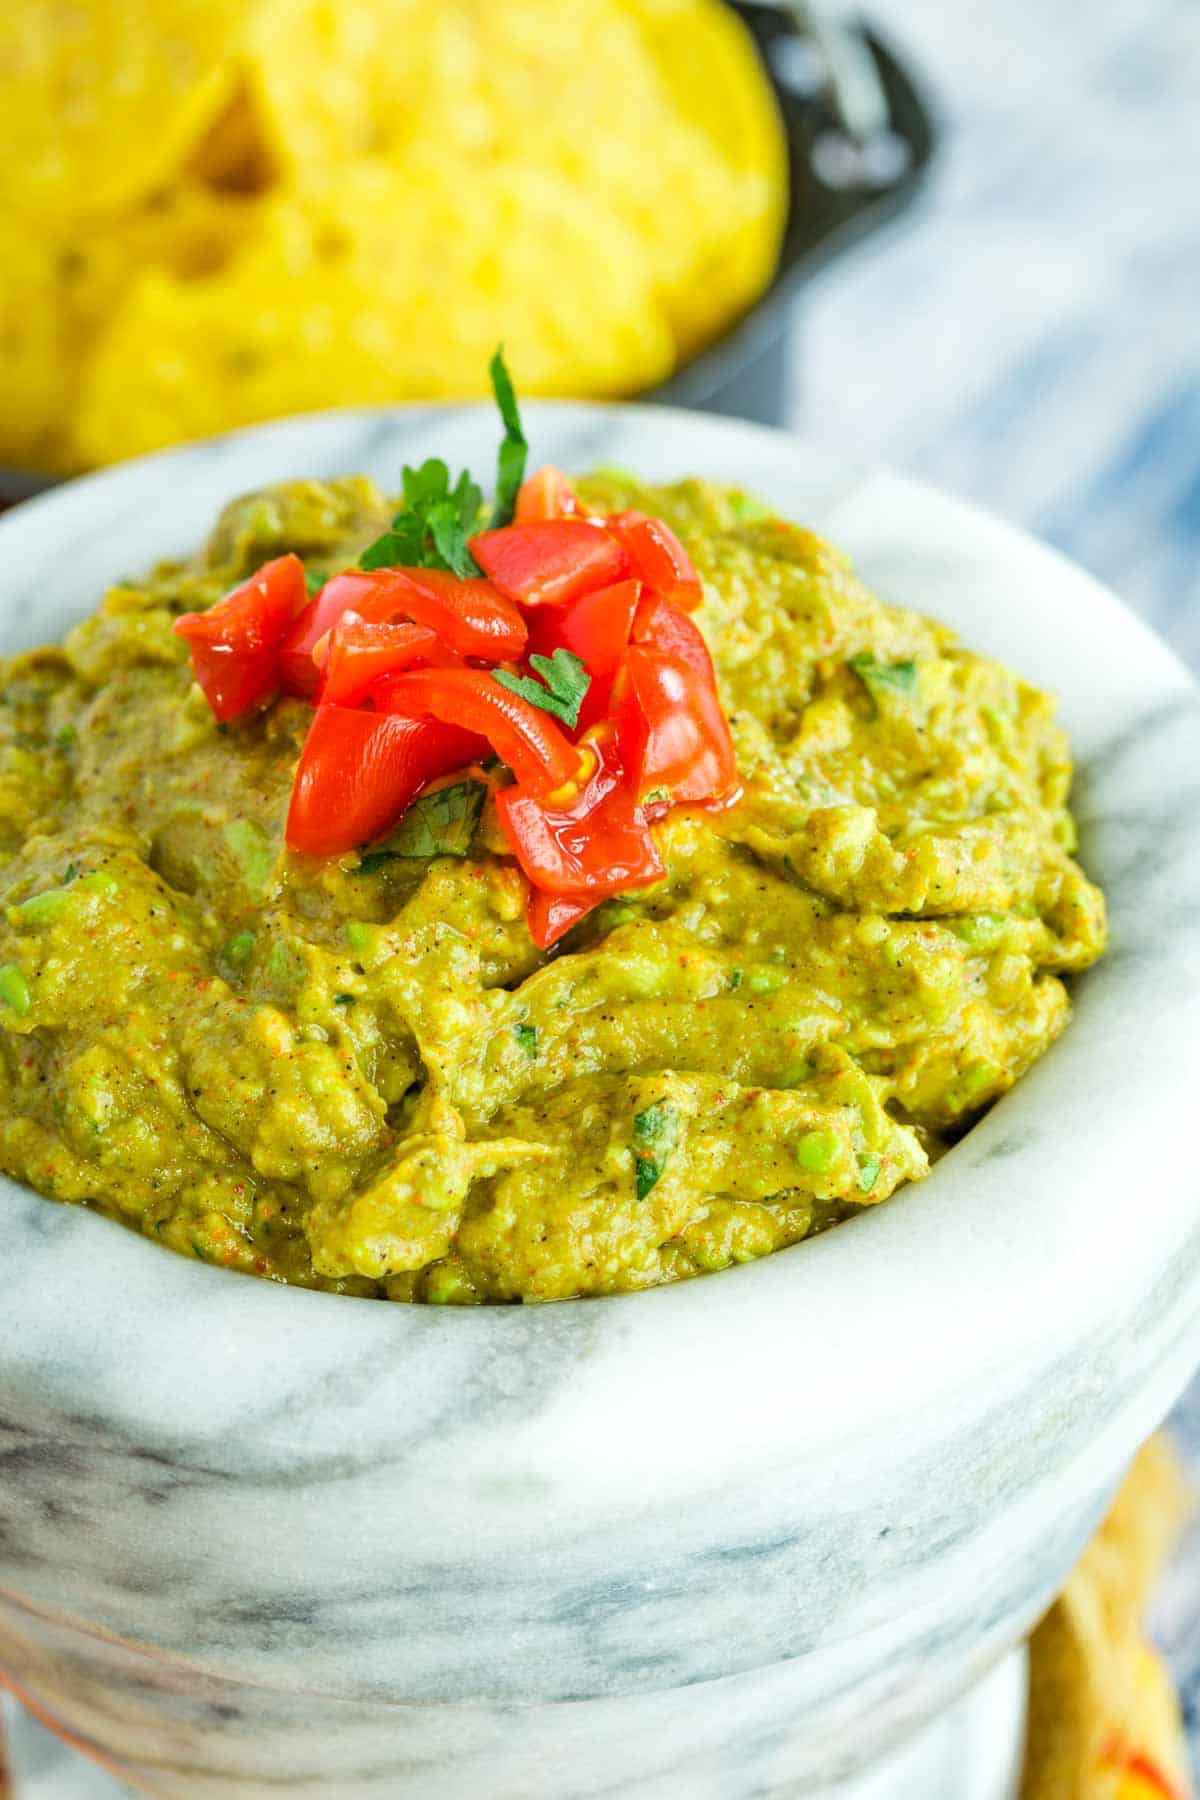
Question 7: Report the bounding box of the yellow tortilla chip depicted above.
[71,162,676,466]
[0,2,256,219]
[243,0,786,361]
[614,0,790,354]
[1022,1439,1193,1800]
[0,234,79,471]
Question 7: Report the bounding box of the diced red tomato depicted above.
[362,568,527,660]
[470,518,629,608]
[515,465,580,524]
[496,728,663,899]
[319,616,441,707]
[278,574,364,699]
[630,591,715,679]
[378,667,578,795]
[278,567,525,697]
[614,645,738,808]
[174,553,307,722]
[527,578,641,730]
[609,512,703,612]
[526,888,598,950]
[286,706,485,856]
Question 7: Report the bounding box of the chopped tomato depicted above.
[278,574,366,699]
[319,616,441,707]
[630,591,716,679]
[174,553,307,722]
[379,667,578,795]
[515,465,580,524]
[614,645,738,808]
[496,728,663,898]
[286,706,485,856]
[609,512,703,612]
[526,888,598,950]
[470,518,629,608]
[528,578,641,729]
[361,567,527,660]
[279,567,525,697]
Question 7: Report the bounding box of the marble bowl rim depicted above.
[1,399,1198,1442]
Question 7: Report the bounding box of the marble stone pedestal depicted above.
[3,1654,1027,1800]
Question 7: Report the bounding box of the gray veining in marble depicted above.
[0,404,1198,1797]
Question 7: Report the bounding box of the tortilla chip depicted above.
[0,234,79,471]
[71,162,676,465]
[0,2,255,219]
[1022,1439,1193,1800]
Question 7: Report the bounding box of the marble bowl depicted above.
[1,406,1198,1800]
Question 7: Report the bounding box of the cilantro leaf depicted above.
[513,1022,538,1059]
[856,1151,882,1194]
[403,459,451,512]
[357,781,486,871]
[493,649,591,729]
[632,1099,681,1199]
[303,567,326,597]
[489,347,528,528]
[359,511,424,572]
[636,1158,663,1201]
[359,459,484,577]
[849,653,919,709]
[427,504,477,578]
[358,352,527,568]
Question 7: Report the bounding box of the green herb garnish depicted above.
[359,780,486,872]
[856,1151,882,1194]
[333,993,356,1007]
[493,649,591,729]
[632,1099,681,1200]
[513,1022,538,1059]
[304,568,326,598]
[360,460,484,580]
[358,348,528,577]
[489,347,528,528]
[849,653,919,708]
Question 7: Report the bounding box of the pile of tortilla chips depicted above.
[0,0,788,473]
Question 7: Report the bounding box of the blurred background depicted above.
[1,0,1198,1783]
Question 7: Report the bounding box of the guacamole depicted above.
[0,474,1106,1301]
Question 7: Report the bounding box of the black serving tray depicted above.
[0,17,934,510]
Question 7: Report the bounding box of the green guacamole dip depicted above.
[0,473,1106,1301]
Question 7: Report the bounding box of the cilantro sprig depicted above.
[489,346,528,528]
[358,348,528,578]
[356,780,486,872]
[360,461,483,579]
[632,1099,681,1200]
[493,649,591,730]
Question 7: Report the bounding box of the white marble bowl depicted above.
[1,406,1198,1800]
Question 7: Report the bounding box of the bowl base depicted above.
[3,1653,1026,1799]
